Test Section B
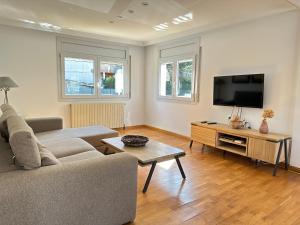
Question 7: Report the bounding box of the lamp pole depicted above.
[0,87,10,104]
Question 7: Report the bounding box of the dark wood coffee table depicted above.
[102,137,186,193]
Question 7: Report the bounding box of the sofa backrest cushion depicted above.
[7,115,41,169]
[0,104,18,141]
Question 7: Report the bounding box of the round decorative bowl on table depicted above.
[121,135,149,147]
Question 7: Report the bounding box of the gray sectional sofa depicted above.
[0,104,138,225]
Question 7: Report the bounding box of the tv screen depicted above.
[213,74,264,108]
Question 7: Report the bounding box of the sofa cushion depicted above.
[42,138,95,158]
[7,116,41,169]
[59,150,104,163]
[0,137,18,172]
[35,125,118,147]
[39,146,60,166]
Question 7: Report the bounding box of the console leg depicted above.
[189,140,193,148]
[284,139,289,170]
[288,139,292,166]
[202,144,205,153]
[273,141,283,176]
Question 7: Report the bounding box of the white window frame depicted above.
[158,44,200,103]
[57,37,130,101]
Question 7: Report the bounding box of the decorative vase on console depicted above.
[259,109,274,134]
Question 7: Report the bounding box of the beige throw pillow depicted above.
[7,116,41,169]
[0,104,18,141]
[0,104,16,114]
[39,145,60,166]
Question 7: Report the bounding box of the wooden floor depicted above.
[119,127,300,225]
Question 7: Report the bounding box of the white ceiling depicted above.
[0,0,298,45]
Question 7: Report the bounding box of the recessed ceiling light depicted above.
[116,15,123,20]
[128,9,134,14]
[109,21,114,24]
[142,2,149,6]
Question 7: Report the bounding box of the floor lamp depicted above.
[0,77,18,104]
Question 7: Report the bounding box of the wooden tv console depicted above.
[190,122,292,176]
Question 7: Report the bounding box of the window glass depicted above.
[160,63,173,97]
[100,62,124,96]
[64,57,95,95]
[176,59,193,98]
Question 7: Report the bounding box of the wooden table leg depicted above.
[143,161,157,193]
[273,141,283,176]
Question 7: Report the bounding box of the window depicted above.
[58,37,130,100]
[159,58,195,100]
[158,40,200,103]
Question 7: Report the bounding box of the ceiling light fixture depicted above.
[142,2,149,6]
[172,12,193,25]
[21,19,36,24]
[116,15,123,20]
[174,18,183,22]
[128,9,134,14]
[153,22,168,32]
[179,16,189,21]
[39,22,61,31]
[185,12,193,20]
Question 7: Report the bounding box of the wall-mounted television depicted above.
[213,74,264,108]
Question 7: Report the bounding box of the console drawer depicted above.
[191,125,216,147]
[248,138,282,164]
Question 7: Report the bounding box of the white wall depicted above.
[291,15,300,167]
[0,25,145,127]
[145,11,300,161]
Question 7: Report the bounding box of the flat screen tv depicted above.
[213,74,264,108]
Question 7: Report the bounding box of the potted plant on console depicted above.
[259,109,274,134]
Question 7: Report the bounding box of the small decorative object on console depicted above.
[230,115,244,129]
[259,109,274,134]
[121,135,149,147]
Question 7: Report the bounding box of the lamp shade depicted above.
[0,77,18,88]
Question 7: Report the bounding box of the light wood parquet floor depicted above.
[118,127,300,225]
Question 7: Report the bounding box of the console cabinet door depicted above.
[248,138,281,164]
[191,125,216,147]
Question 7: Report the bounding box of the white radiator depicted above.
[70,103,125,128]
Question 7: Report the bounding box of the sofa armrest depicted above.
[26,117,63,133]
[0,152,138,225]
